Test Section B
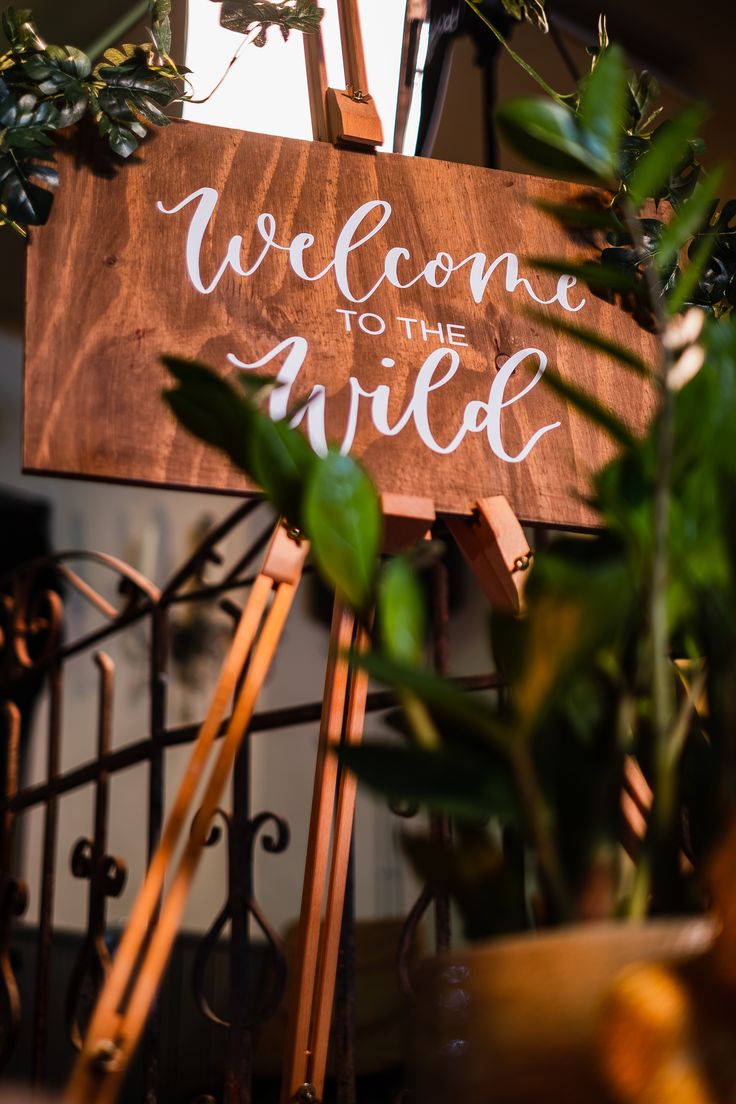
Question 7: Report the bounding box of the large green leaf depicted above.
[656,169,724,274]
[540,367,639,450]
[248,413,315,528]
[626,105,706,209]
[578,45,627,176]
[378,556,425,666]
[162,356,254,473]
[353,652,506,748]
[497,98,603,180]
[667,231,716,315]
[528,256,645,296]
[0,147,54,225]
[523,306,650,375]
[218,0,323,44]
[304,451,381,613]
[341,742,519,822]
[23,43,92,94]
[536,197,623,232]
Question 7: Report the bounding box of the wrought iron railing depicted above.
[0,500,498,1103]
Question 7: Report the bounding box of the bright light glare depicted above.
[401,20,429,156]
[183,0,406,151]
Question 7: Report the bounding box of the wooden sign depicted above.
[24,122,657,528]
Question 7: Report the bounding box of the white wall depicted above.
[182,0,406,150]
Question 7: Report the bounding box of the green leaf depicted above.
[667,232,717,315]
[304,451,381,613]
[248,414,315,527]
[540,368,639,450]
[2,7,37,50]
[656,169,724,273]
[578,44,627,175]
[626,105,706,209]
[340,742,519,822]
[497,98,604,180]
[536,198,623,232]
[378,556,425,666]
[162,356,254,472]
[0,147,54,225]
[219,0,324,40]
[522,307,650,375]
[352,652,506,748]
[528,256,645,296]
[150,0,172,55]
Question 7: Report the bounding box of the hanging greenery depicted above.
[0,1,323,236]
[217,0,324,46]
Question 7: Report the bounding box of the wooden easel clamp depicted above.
[447,496,533,617]
[305,0,384,148]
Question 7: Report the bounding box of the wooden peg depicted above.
[381,493,435,554]
[446,496,532,616]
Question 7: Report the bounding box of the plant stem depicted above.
[509,742,572,922]
[463,0,573,109]
[84,1,149,61]
[624,205,678,888]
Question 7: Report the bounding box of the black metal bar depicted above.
[144,605,169,1104]
[225,739,252,1104]
[31,640,62,1084]
[335,844,357,1104]
[1,676,502,816]
[431,562,451,955]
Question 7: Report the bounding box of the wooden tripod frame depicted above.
[280,494,531,1104]
[63,494,531,1104]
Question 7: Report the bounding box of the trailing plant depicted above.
[163,21,736,938]
[0,1,323,235]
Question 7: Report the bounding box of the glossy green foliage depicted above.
[0,5,185,232]
[0,0,322,234]
[491,8,735,319]
[304,451,381,613]
[164,358,383,615]
[217,0,323,46]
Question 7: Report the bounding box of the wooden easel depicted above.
[64,6,535,1102]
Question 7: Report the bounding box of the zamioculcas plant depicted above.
[163,6,736,941]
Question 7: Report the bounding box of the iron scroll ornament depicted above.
[192,808,291,1029]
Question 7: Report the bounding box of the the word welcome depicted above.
[158,189,587,313]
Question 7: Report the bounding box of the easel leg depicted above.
[64,525,308,1104]
[281,601,369,1104]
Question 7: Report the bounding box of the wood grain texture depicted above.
[24,122,658,528]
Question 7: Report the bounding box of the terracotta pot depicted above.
[411,919,714,1104]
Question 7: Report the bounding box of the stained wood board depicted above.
[24,122,658,528]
